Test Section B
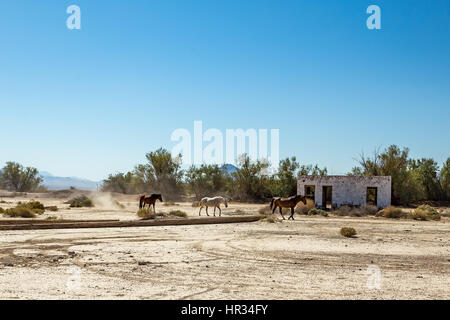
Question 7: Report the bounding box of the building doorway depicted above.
[366,187,378,206]
[305,185,315,199]
[322,186,332,209]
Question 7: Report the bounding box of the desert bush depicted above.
[308,208,328,217]
[137,207,154,220]
[3,207,36,218]
[333,205,352,216]
[295,199,315,215]
[258,205,272,215]
[0,207,4,214]
[377,206,406,219]
[163,201,178,206]
[168,210,187,218]
[263,217,276,223]
[363,205,379,215]
[20,200,45,211]
[191,201,200,207]
[69,195,94,208]
[340,227,357,237]
[46,216,59,220]
[409,205,441,221]
[45,206,58,212]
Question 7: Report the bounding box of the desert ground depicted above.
[0,190,449,299]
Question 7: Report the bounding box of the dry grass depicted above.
[409,205,441,221]
[168,210,188,218]
[333,205,378,217]
[308,208,328,217]
[258,205,272,215]
[163,201,178,206]
[294,199,315,215]
[137,207,154,220]
[377,206,406,219]
[3,207,36,218]
[191,201,200,207]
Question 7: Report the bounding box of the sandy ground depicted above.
[0,191,449,299]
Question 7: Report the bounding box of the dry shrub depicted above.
[333,205,352,216]
[191,201,200,207]
[308,208,328,217]
[137,207,154,220]
[45,206,58,212]
[0,207,4,214]
[3,207,36,218]
[163,201,178,206]
[377,206,406,219]
[340,227,357,238]
[263,217,276,223]
[168,210,187,218]
[258,205,272,215]
[67,195,94,208]
[295,199,315,215]
[409,205,441,221]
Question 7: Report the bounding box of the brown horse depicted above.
[270,195,307,220]
[139,194,163,213]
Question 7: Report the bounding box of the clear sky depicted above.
[0,0,449,181]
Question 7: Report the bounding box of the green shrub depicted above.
[340,227,357,237]
[377,206,406,219]
[409,205,441,221]
[137,207,154,220]
[45,206,58,212]
[0,207,4,214]
[19,200,45,211]
[4,207,36,218]
[69,195,94,208]
[169,210,187,218]
[308,208,328,217]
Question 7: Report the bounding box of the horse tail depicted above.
[139,195,145,208]
[270,198,275,210]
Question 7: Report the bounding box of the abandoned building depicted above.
[297,175,391,209]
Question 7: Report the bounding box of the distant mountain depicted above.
[40,171,101,191]
[221,164,238,175]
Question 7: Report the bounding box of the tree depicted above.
[185,164,227,200]
[231,154,271,201]
[102,172,137,194]
[410,158,442,201]
[0,162,43,192]
[135,148,184,199]
[350,145,422,204]
[439,158,450,200]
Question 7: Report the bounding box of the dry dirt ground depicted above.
[0,191,449,299]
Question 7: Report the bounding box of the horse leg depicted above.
[206,206,209,216]
[199,206,202,216]
[279,207,285,220]
[289,207,295,220]
[218,205,222,217]
[272,203,277,214]
[213,206,216,217]
[153,203,156,214]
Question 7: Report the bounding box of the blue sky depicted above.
[0,0,449,181]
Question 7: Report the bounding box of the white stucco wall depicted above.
[297,175,391,208]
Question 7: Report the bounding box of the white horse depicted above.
[198,196,229,217]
